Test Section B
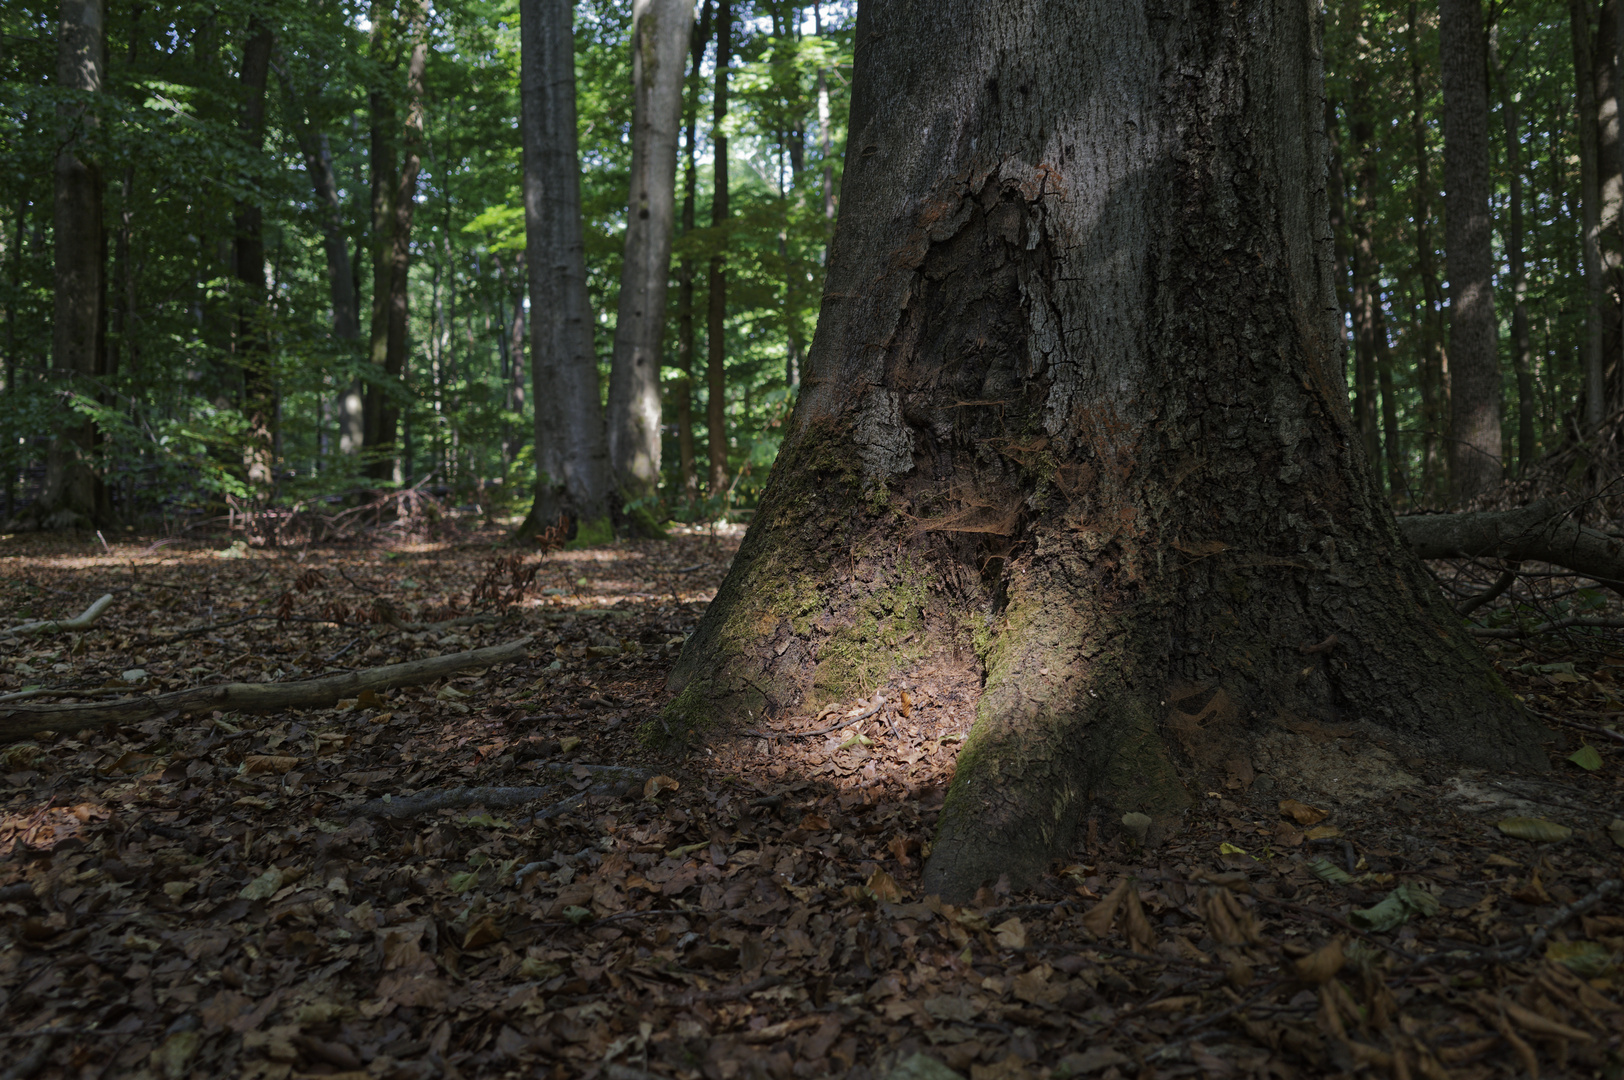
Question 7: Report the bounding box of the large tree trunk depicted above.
[705,0,732,498]
[364,2,426,484]
[661,0,1545,901]
[517,0,611,537]
[1440,0,1503,500]
[608,0,695,519]
[30,0,108,533]
[1597,0,1624,414]
[235,21,275,495]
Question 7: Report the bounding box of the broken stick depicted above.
[0,636,533,743]
[4,594,114,637]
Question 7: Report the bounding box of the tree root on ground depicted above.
[4,594,115,637]
[0,636,533,743]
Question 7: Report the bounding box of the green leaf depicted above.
[562,905,593,925]
[1307,857,1353,885]
[1350,883,1440,931]
[238,869,284,901]
[447,871,480,894]
[1496,817,1573,843]
[836,733,873,751]
[1545,940,1616,978]
[1568,745,1604,771]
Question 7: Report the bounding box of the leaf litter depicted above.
[0,526,1621,1080]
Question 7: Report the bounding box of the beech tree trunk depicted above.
[517,0,611,537]
[608,0,695,517]
[31,0,108,532]
[235,21,275,493]
[1440,0,1503,499]
[1575,0,1609,432]
[1488,27,1537,473]
[1407,1,1448,496]
[674,1,712,509]
[705,0,732,498]
[364,2,426,484]
[661,0,1544,901]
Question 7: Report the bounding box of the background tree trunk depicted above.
[517,0,610,537]
[235,21,275,494]
[1574,0,1609,432]
[705,0,732,499]
[662,0,1543,901]
[1441,0,1503,498]
[608,0,695,521]
[674,1,711,510]
[1489,26,1538,473]
[33,0,107,531]
[1407,1,1448,497]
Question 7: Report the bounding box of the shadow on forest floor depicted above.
[0,524,1621,1080]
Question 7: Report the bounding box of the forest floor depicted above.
[0,520,1622,1080]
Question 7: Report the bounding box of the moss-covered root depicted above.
[920,683,1184,901]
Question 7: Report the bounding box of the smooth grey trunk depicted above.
[608,0,695,512]
[30,0,107,531]
[1488,27,1537,472]
[674,1,711,507]
[705,0,733,498]
[1574,0,1607,432]
[235,21,275,493]
[274,60,363,454]
[1440,0,1503,499]
[662,0,1540,901]
[518,0,610,535]
[815,2,835,230]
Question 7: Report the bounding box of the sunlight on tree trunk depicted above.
[660,0,1544,901]
[705,0,732,500]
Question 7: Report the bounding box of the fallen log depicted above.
[4,594,114,636]
[1397,500,1624,587]
[0,636,533,743]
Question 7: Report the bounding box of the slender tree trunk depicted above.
[674,1,711,509]
[1574,0,1608,432]
[815,1,835,231]
[1325,98,1355,454]
[1596,0,1624,412]
[1488,27,1537,473]
[234,21,274,495]
[608,0,695,523]
[274,61,363,455]
[661,0,1541,901]
[28,0,107,531]
[1408,2,1448,498]
[1440,0,1503,500]
[705,0,732,499]
[1346,76,1382,480]
[516,0,611,537]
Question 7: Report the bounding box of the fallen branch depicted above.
[345,761,649,819]
[1398,500,1624,588]
[1468,616,1624,638]
[4,594,114,637]
[0,636,533,743]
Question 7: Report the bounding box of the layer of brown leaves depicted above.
[1,526,1621,1080]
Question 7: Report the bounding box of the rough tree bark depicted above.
[1440,0,1503,499]
[705,0,732,498]
[517,0,611,538]
[1488,27,1537,473]
[608,0,696,521]
[660,0,1545,900]
[1407,1,1448,495]
[26,0,109,532]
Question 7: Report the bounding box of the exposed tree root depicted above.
[4,594,114,636]
[0,636,533,743]
[1398,500,1624,585]
[345,762,649,819]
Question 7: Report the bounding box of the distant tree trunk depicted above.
[364,2,426,484]
[25,0,108,531]
[663,0,1542,901]
[1325,99,1355,446]
[608,0,695,524]
[1440,0,1503,500]
[1346,75,1383,479]
[1408,1,1448,497]
[1595,0,1624,412]
[516,0,611,537]
[1488,27,1537,473]
[1574,0,1608,432]
[275,60,363,455]
[815,1,835,232]
[674,1,711,509]
[235,21,275,494]
[705,0,732,498]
